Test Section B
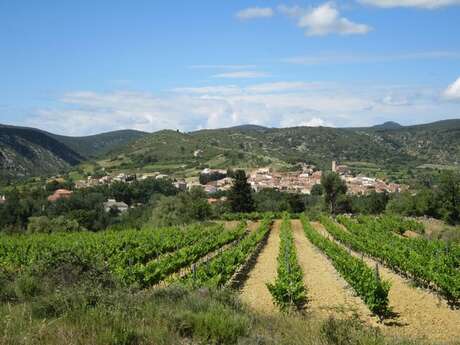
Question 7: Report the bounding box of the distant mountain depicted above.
[371,121,402,130]
[102,119,460,174]
[0,124,147,181]
[2,119,460,181]
[50,129,147,158]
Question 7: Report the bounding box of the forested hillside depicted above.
[1,120,459,181]
[102,119,460,173]
[0,124,147,181]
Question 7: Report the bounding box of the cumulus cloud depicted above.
[236,7,274,20]
[358,0,460,9]
[279,3,371,36]
[23,81,460,136]
[444,77,460,100]
[212,71,270,79]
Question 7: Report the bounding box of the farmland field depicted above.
[1,215,460,344]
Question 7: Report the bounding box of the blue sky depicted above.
[1,0,460,135]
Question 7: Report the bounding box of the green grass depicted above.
[1,284,436,345]
[0,232,452,345]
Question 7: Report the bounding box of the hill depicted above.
[371,121,402,130]
[2,119,460,181]
[49,129,147,158]
[0,124,147,181]
[98,119,460,176]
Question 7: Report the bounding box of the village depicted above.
[196,161,407,196]
[69,161,407,198]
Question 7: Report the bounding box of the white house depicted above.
[103,199,129,213]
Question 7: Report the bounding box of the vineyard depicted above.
[1,214,460,342]
[267,215,307,312]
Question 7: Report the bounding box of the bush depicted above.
[27,215,83,233]
[0,270,16,302]
[14,273,42,300]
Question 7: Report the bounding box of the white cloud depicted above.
[279,3,371,36]
[172,85,241,95]
[236,7,274,20]
[358,0,460,9]
[189,64,257,70]
[245,81,321,93]
[212,71,270,79]
[444,77,460,100]
[281,116,332,127]
[381,94,411,106]
[284,51,460,64]
[23,81,460,136]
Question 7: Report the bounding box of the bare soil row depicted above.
[239,219,460,343]
[311,221,460,343]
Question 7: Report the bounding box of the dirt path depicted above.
[291,220,374,322]
[312,221,460,343]
[240,220,281,313]
[219,221,240,230]
[247,221,260,232]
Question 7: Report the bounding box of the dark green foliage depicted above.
[199,170,226,185]
[351,192,390,215]
[386,171,460,224]
[310,184,324,196]
[0,178,177,232]
[321,172,347,214]
[151,187,212,227]
[27,215,83,233]
[253,189,305,213]
[228,170,254,213]
[45,179,75,192]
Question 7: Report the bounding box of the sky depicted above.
[1,0,460,136]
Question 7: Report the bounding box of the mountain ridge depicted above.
[1,119,459,181]
[0,124,148,181]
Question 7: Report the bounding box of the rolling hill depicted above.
[99,119,460,176]
[0,124,147,181]
[2,119,460,181]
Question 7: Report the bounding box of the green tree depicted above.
[437,171,460,224]
[27,215,83,233]
[352,191,389,214]
[413,189,437,217]
[228,170,254,213]
[150,187,211,227]
[310,184,324,196]
[320,172,347,214]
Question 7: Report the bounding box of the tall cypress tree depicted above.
[229,170,254,213]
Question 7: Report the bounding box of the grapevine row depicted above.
[300,215,391,320]
[125,222,248,287]
[356,215,460,269]
[181,217,273,288]
[332,215,460,305]
[267,215,307,312]
[0,224,222,270]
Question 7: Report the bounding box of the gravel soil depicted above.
[240,220,281,313]
[291,220,374,322]
[313,221,460,343]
